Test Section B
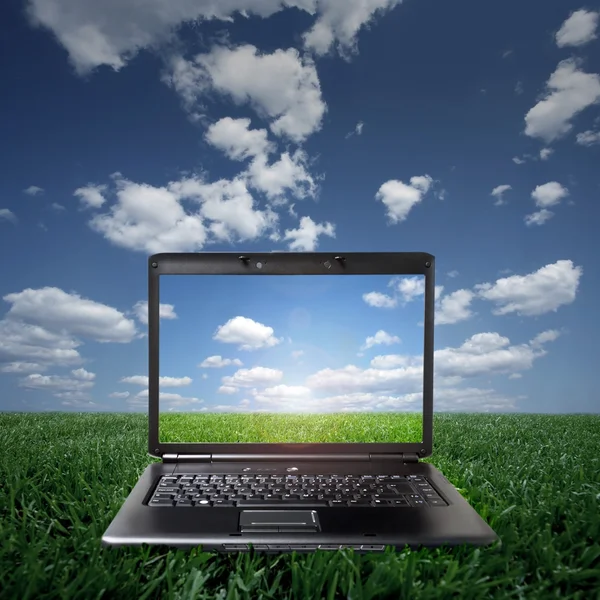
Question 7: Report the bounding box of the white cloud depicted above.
[375,175,432,223]
[171,176,279,241]
[447,270,459,278]
[0,209,17,223]
[435,289,475,325]
[71,367,95,381]
[213,316,281,350]
[23,185,44,196]
[120,375,192,387]
[90,172,281,253]
[576,130,600,146]
[531,182,569,208]
[434,386,519,412]
[395,276,425,301]
[3,287,137,343]
[157,392,199,402]
[531,329,561,348]
[120,375,148,386]
[252,384,312,404]
[303,0,402,58]
[306,363,423,394]
[361,330,401,350]
[132,300,178,325]
[524,59,600,143]
[131,388,202,409]
[168,44,326,143]
[218,385,239,395]
[435,331,557,379]
[555,9,599,47]
[539,148,553,160]
[89,176,207,253]
[19,372,95,395]
[512,156,526,165]
[0,319,82,370]
[283,216,335,251]
[246,150,317,201]
[362,291,397,308]
[475,260,582,316]
[109,391,130,399]
[0,361,45,374]
[515,81,524,95]
[345,120,364,138]
[369,354,422,369]
[27,1,393,75]
[160,376,192,387]
[199,355,243,368]
[291,350,304,359]
[51,203,66,211]
[221,366,284,389]
[74,184,107,209]
[491,184,512,206]
[205,117,274,161]
[248,385,422,413]
[524,209,554,226]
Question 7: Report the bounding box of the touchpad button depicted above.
[239,510,321,533]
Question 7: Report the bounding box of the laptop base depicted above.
[102,461,497,550]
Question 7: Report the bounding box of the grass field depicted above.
[1,412,599,599]
[159,412,423,443]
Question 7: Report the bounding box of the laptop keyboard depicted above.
[148,474,447,507]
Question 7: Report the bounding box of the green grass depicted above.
[159,412,423,443]
[1,413,599,599]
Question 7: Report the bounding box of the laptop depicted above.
[102,251,498,551]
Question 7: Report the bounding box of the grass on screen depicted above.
[159,412,423,443]
[1,412,599,599]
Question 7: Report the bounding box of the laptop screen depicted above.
[158,273,425,443]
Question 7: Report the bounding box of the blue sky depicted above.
[0,0,598,414]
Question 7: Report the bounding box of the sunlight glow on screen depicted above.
[158,274,424,443]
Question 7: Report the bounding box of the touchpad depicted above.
[239,510,321,533]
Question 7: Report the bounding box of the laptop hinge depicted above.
[162,454,212,463]
[369,453,419,464]
[162,453,371,462]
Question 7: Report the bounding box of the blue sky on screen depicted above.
[156,274,426,414]
[0,1,597,413]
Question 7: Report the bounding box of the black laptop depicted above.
[102,252,497,551]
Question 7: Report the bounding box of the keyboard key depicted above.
[174,499,193,506]
[213,500,235,506]
[408,498,426,507]
[428,499,447,506]
[237,499,328,507]
[157,487,179,494]
[149,498,174,506]
[152,492,176,500]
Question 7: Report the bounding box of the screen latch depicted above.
[369,452,419,463]
[162,454,212,463]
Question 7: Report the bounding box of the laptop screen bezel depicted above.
[148,252,434,458]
